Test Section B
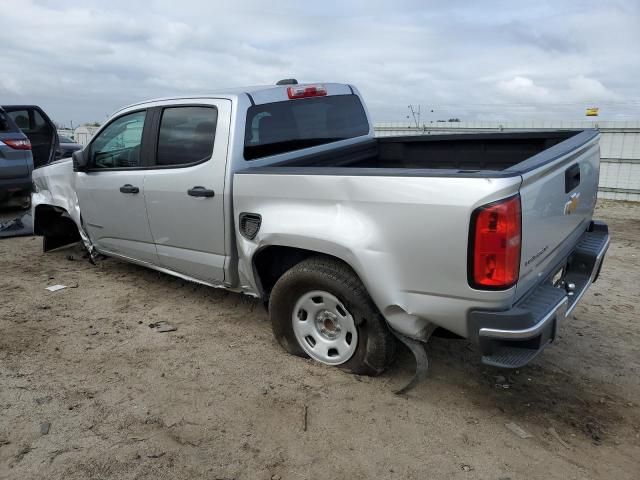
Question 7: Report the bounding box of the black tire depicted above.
[268,256,395,376]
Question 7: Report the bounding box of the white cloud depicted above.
[497,77,551,101]
[567,76,620,102]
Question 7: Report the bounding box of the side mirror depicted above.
[72,149,89,172]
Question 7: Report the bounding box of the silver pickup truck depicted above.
[32,81,609,387]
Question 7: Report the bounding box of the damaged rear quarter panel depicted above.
[233,171,522,338]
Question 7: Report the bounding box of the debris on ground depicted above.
[585,422,604,443]
[0,211,33,238]
[303,405,308,432]
[34,396,52,405]
[40,422,51,435]
[45,284,67,292]
[548,427,570,449]
[505,422,533,439]
[149,321,177,333]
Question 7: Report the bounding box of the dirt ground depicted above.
[0,200,639,479]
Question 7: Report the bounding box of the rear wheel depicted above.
[269,257,395,376]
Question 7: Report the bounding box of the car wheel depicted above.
[269,256,395,376]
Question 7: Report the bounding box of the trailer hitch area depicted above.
[391,329,432,395]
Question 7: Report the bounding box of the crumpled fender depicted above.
[31,159,95,256]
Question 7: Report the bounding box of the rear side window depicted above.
[0,111,17,132]
[156,106,217,166]
[244,94,369,160]
[7,110,30,131]
[5,109,51,133]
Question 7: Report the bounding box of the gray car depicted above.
[56,135,83,160]
[0,107,33,204]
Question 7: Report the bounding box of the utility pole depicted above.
[407,105,421,128]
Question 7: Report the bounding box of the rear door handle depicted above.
[119,184,139,194]
[188,186,215,198]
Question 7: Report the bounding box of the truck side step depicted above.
[481,345,546,369]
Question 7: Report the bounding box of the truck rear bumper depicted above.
[468,221,610,368]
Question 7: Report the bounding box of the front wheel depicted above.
[268,257,395,376]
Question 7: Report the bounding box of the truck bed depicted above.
[257,130,593,176]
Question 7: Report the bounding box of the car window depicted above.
[90,110,146,169]
[33,110,49,131]
[244,94,369,160]
[59,135,74,143]
[0,111,17,132]
[7,110,30,132]
[156,106,217,166]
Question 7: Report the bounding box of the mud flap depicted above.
[391,330,430,395]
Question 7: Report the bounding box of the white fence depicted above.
[374,121,640,202]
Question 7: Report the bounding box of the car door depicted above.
[143,100,231,284]
[75,109,159,265]
[3,106,58,168]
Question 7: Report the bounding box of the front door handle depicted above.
[188,186,215,198]
[120,184,139,194]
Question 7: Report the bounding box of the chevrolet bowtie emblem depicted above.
[564,192,581,215]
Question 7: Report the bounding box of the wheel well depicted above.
[34,204,81,251]
[253,246,353,298]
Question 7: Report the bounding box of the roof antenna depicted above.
[276,79,298,85]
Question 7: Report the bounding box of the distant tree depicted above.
[448,118,461,122]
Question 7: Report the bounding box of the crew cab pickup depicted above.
[31,81,609,381]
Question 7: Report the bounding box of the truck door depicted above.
[75,109,159,265]
[143,100,231,284]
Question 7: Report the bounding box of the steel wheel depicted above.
[291,290,358,365]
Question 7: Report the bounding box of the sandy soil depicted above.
[0,200,639,479]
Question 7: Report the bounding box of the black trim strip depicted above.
[246,92,256,106]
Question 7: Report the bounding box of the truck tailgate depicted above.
[515,130,601,300]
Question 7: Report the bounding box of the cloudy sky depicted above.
[1,0,639,126]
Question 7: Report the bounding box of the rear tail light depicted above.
[287,84,327,99]
[2,138,31,150]
[469,194,521,289]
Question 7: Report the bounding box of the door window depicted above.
[156,106,217,166]
[7,110,30,131]
[90,111,146,169]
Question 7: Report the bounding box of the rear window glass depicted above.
[244,94,369,160]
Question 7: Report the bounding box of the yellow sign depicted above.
[586,107,599,117]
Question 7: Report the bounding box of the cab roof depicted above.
[114,82,355,115]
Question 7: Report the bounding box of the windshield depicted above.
[59,135,74,143]
[244,94,369,160]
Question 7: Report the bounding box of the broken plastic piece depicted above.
[391,331,429,395]
[46,284,67,292]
